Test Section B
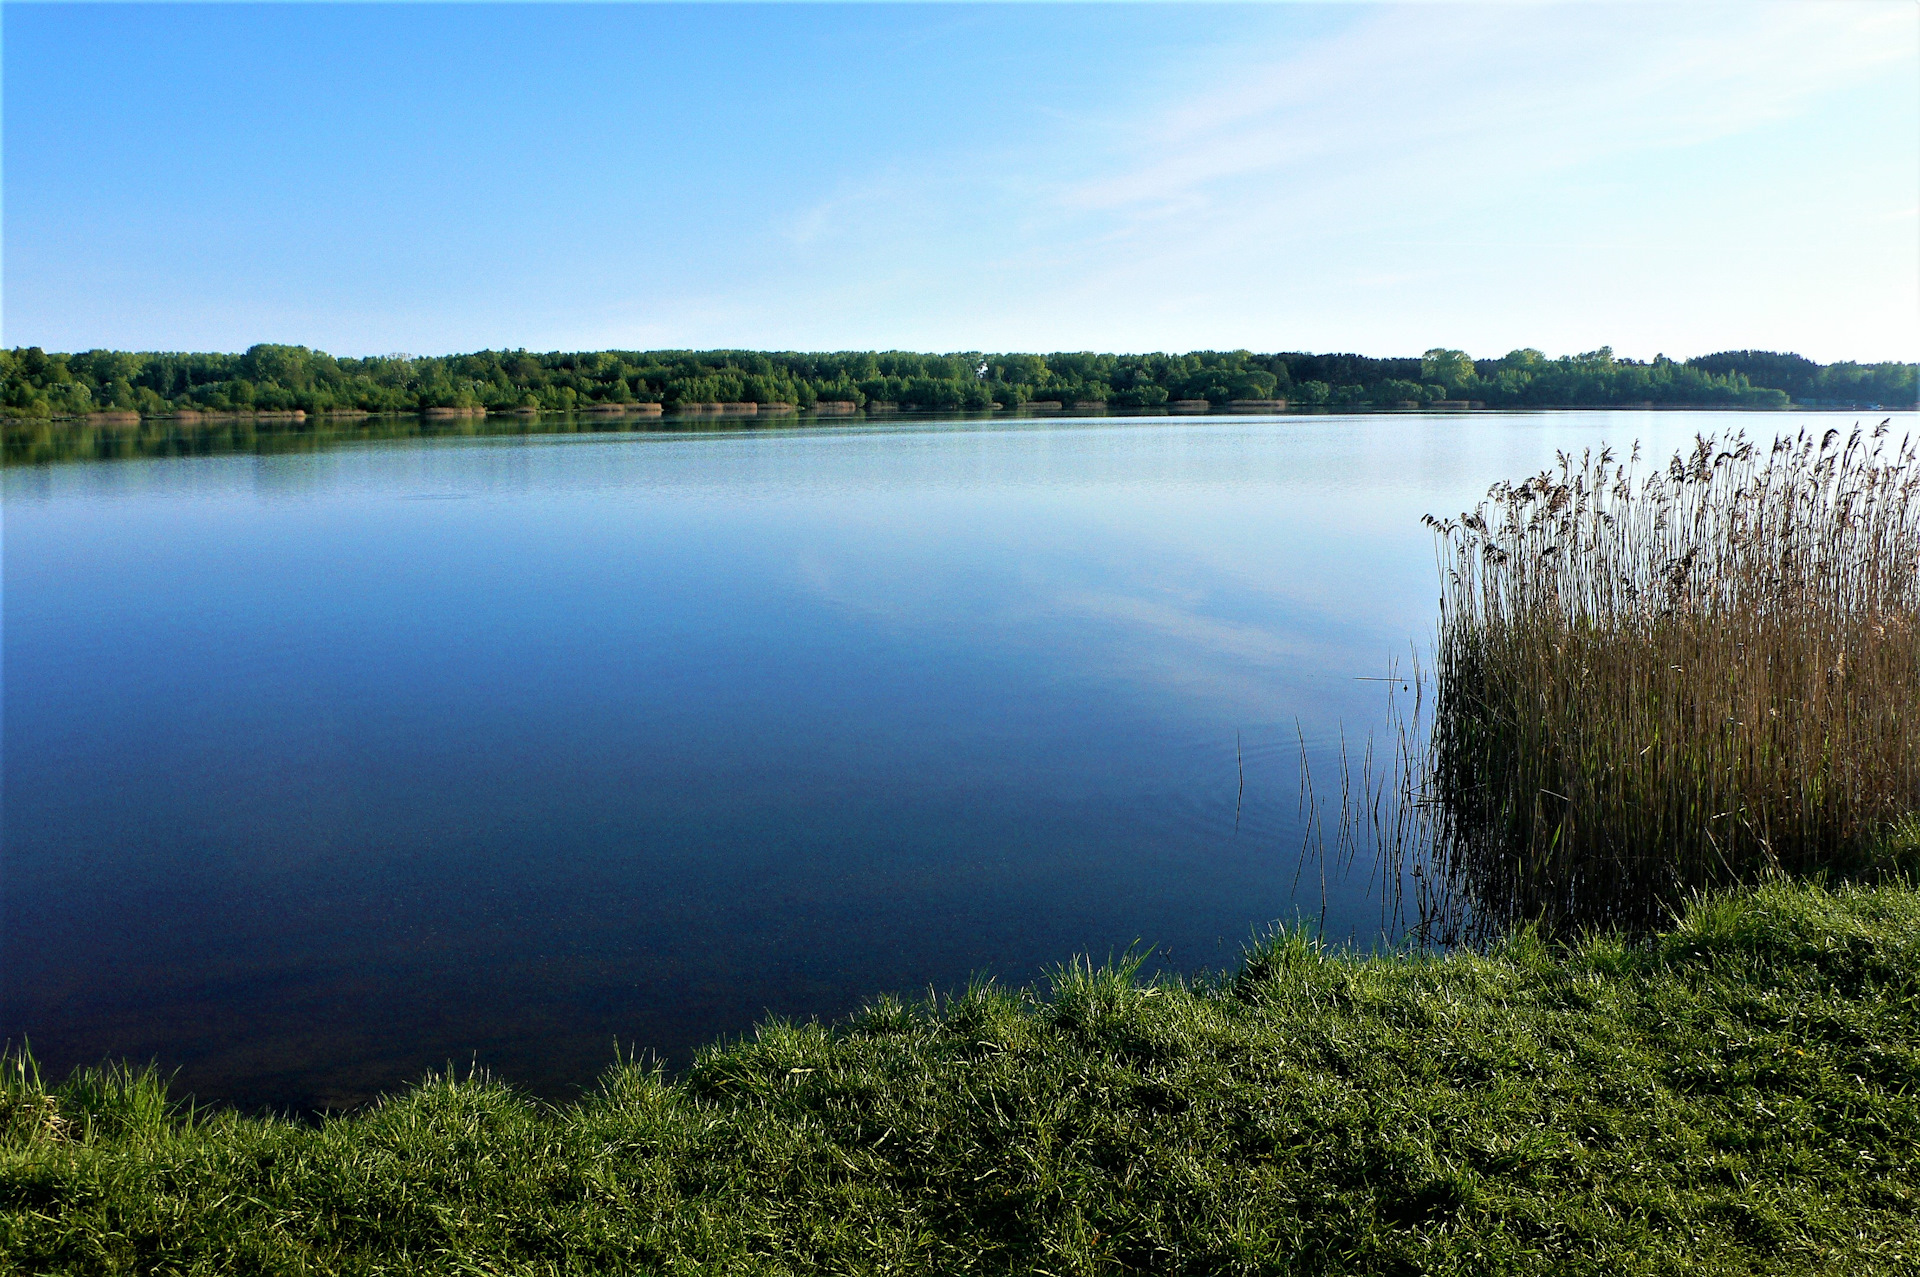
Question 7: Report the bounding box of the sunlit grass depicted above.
[5,879,1918,1274]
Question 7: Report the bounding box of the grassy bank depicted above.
[5,878,1918,1275]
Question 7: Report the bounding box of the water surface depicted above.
[6,409,1898,1108]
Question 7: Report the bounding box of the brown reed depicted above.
[1379,424,1920,939]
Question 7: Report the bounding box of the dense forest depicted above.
[2,343,1914,419]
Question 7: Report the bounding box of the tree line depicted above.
[2,343,1913,419]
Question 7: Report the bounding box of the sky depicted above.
[4,2,1917,362]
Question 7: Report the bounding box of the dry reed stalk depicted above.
[1350,425,1920,940]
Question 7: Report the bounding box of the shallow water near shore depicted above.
[5,409,1905,1110]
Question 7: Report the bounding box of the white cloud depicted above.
[479,2,1920,362]
[1055,2,1911,245]
[699,1,1917,359]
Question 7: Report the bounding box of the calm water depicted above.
[5,409,1900,1109]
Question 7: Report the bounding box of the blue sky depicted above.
[5,2,1917,361]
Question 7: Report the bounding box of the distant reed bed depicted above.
[1366,425,1919,940]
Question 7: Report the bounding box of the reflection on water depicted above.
[5,410,1901,1110]
[3,408,844,466]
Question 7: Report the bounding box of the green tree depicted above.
[1421,348,1475,392]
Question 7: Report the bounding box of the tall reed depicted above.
[1390,425,1920,938]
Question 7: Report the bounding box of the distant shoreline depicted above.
[8,344,1912,422]
[24,397,1896,430]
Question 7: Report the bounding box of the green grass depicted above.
[4,878,1918,1275]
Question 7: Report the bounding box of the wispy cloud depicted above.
[713,2,1915,359]
[1056,2,1912,244]
[9,2,1911,357]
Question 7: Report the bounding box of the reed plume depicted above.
[1394,424,1919,938]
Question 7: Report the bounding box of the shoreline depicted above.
[7,398,1880,430]
[4,878,1915,1273]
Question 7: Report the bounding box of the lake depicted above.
[5,408,1903,1110]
